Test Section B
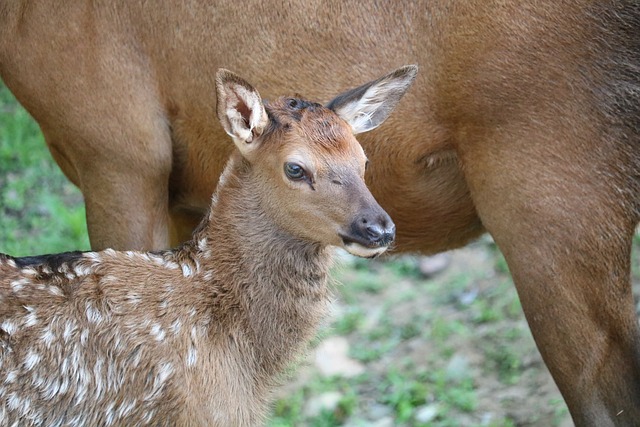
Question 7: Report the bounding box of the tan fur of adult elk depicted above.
[0,67,415,425]
[0,1,639,425]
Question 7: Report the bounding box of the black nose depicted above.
[354,213,395,247]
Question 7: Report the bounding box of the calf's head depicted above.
[215,66,417,257]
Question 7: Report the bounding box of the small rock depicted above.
[370,416,395,427]
[418,253,451,277]
[367,403,393,420]
[314,336,365,377]
[304,391,343,418]
[480,412,494,426]
[445,353,470,382]
[415,403,440,423]
[459,288,479,305]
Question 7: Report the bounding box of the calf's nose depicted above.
[357,212,395,246]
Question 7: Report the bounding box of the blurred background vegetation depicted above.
[6,81,640,426]
[0,84,89,255]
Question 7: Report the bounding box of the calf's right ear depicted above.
[326,65,418,135]
[215,69,269,159]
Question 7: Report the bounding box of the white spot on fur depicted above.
[129,346,143,368]
[23,306,38,327]
[117,399,137,418]
[93,358,104,399]
[41,377,61,400]
[1,321,17,335]
[73,264,92,276]
[18,396,31,414]
[143,409,155,424]
[150,323,165,342]
[169,319,181,335]
[4,370,17,384]
[66,414,81,426]
[74,379,87,406]
[20,268,37,277]
[31,373,45,389]
[10,278,30,293]
[6,392,20,411]
[103,248,117,257]
[63,321,77,342]
[181,264,193,277]
[187,346,198,367]
[198,238,208,251]
[144,362,173,402]
[104,401,116,426]
[187,325,199,367]
[156,362,173,385]
[80,329,90,347]
[85,302,103,324]
[150,254,165,266]
[163,260,179,270]
[58,376,69,394]
[84,251,102,262]
[23,350,41,370]
[47,286,64,297]
[101,275,118,283]
[71,381,86,400]
[41,327,55,347]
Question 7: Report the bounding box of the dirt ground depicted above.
[271,237,640,426]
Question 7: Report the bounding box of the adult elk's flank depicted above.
[0,67,416,426]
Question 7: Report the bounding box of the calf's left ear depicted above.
[326,65,418,135]
[215,69,269,159]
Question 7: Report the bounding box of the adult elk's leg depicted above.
[459,123,640,426]
[43,116,173,251]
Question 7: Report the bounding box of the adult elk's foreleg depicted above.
[459,126,640,426]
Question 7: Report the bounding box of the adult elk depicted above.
[0,1,639,425]
[0,68,412,426]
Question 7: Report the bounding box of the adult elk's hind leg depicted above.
[459,123,640,426]
[42,113,173,252]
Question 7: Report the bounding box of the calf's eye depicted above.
[284,163,305,180]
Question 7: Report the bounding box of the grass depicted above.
[0,80,588,426]
[0,84,89,256]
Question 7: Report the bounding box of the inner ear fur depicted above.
[326,65,418,134]
[215,69,269,157]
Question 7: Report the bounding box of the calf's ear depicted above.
[326,65,418,134]
[215,69,269,159]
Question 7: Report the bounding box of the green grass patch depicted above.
[0,83,89,256]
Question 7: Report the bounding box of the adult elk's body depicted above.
[0,68,413,426]
[1,1,639,425]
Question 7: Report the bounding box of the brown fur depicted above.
[0,71,407,426]
[1,1,640,424]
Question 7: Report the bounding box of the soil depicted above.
[273,238,640,426]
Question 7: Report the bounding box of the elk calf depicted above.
[0,66,416,426]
